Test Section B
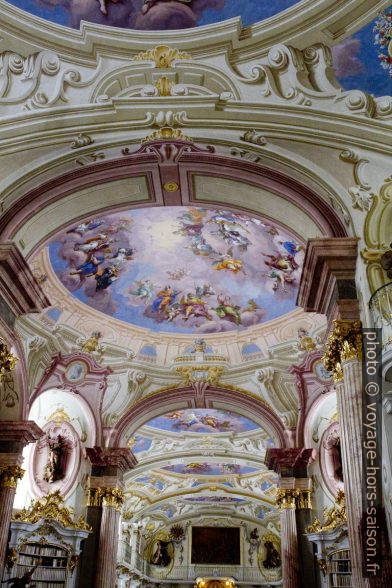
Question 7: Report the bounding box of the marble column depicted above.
[0,421,43,578]
[277,490,300,588]
[324,321,370,588]
[95,488,124,588]
[0,465,24,576]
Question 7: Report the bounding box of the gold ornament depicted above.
[298,335,317,352]
[306,490,347,533]
[163,182,179,192]
[46,407,71,424]
[87,487,124,511]
[132,45,191,68]
[142,126,192,143]
[276,489,299,510]
[318,558,327,576]
[13,490,91,530]
[0,465,24,488]
[80,331,103,354]
[323,320,362,382]
[0,339,18,384]
[154,76,174,96]
[175,365,224,387]
[296,490,313,510]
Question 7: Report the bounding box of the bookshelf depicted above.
[12,542,69,587]
[327,549,352,588]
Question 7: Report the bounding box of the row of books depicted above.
[331,550,351,560]
[15,565,67,581]
[18,555,67,567]
[329,562,352,573]
[21,544,67,557]
[329,572,353,587]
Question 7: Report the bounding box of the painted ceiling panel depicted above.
[48,206,304,334]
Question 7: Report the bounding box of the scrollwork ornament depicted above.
[13,490,91,530]
[306,490,346,533]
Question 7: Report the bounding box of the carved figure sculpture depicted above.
[263,541,281,569]
[43,434,64,483]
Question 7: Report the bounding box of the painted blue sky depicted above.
[5,1,392,96]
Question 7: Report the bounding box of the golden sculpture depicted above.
[323,320,362,382]
[0,465,24,489]
[142,127,192,143]
[80,331,103,353]
[132,45,191,68]
[0,339,18,384]
[13,490,91,531]
[306,490,347,533]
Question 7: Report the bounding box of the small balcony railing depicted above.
[369,282,392,347]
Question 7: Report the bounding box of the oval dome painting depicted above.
[8,1,301,31]
[49,206,304,334]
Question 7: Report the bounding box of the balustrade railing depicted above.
[369,282,392,347]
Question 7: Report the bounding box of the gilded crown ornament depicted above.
[13,490,91,530]
[0,339,18,383]
[323,320,362,382]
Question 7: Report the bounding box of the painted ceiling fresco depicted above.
[143,409,262,433]
[49,207,303,334]
[7,2,392,96]
[161,463,259,475]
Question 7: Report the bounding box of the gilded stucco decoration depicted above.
[132,46,192,69]
[13,491,91,530]
[306,490,347,534]
[0,339,18,384]
[323,320,362,382]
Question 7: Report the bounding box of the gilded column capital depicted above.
[276,488,299,510]
[323,319,362,382]
[296,489,313,510]
[0,465,24,488]
[88,487,124,511]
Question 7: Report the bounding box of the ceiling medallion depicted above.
[132,45,192,69]
[142,127,192,143]
[163,182,179,192]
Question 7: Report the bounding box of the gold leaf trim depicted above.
[132,45,191,68]
[13,491,91,531]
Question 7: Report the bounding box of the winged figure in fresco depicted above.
[129,279,157,303]
[213,293,242,324]
[212,248,245,274]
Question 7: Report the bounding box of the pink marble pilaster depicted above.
[338,361,370,588]
[95,502,121,588]
[280,505,300,588]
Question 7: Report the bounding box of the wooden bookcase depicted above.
[327,549,352,588]
[13,541,69,587]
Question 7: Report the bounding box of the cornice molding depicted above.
[0,0,388,63]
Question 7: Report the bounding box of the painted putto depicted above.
[49,207,304,334]
[142,409,261,433]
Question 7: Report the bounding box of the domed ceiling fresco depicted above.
[142,409,263,434]
[49,207,304,334]
[7,2,392,95]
